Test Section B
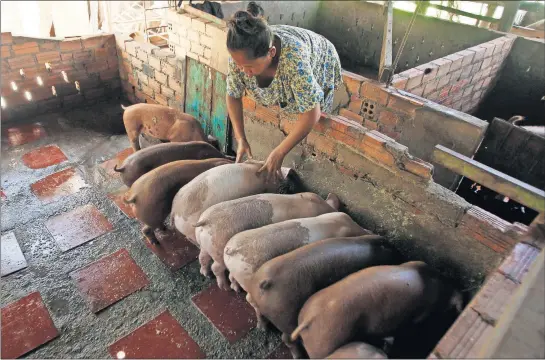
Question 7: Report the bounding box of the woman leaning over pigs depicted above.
[226,2,343,183]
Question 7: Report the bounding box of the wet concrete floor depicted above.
[1,100,284,359]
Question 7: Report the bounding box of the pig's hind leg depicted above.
[198,249,213,277]
[211,261,230,291]
[229,273,242,292]
[282,332,306,359]
[246,293,269,331]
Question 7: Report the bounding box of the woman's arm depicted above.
[258,104,321,183]
[227,94,253,162]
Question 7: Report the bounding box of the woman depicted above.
[226,2,342,183]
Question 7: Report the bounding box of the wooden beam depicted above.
[432,145,545,213]
[426,3,500,23]
[379,0,393,83]
[182,4,226,26]
[498,1,522,32]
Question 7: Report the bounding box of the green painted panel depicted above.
[185,58,212,134]
[211,71,228,152]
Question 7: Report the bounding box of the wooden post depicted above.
[498,1,522,32]
[378,0,393,83]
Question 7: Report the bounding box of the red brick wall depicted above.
[1,32,121,121]
[393,35,516,114]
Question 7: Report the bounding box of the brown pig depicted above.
[326,342,388,359]
[124,158,232,245]
[291,261,464,359]
[248,235,402,358]
[113,141,224,187]
[195,192,341,290]
[223,212,371,329]
[170,160,294,245]
[121,103,207,151]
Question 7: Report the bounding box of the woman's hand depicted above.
[235,138,253,163]
[257,147,286,184]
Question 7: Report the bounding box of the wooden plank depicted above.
[210,70,228,152]
[433,145,545,213]
[185,58,212,135]
[426,3,500,23]
[182,5,226,26]
[379,0,393,83]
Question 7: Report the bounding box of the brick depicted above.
[431,58,452,77]
[450,68,463,83]
[200,34,214,48]
[481,57,493,70]
[444,53,463,72]
[168,78,183,93]
[94,47,108,58]
[155,70,168,85]
[437,74,451,89]
[131,57,143,70]
[255,105,279,125]
[205,22,227,38]
[403,158,433,180]
[137,72,149,86]
[162,62,176,77]
[364,119,378,130]
[142,63,154,78]
[73,49,93,61]
[148,78,161,93]
[86,61,109,74]
[438,86,451,101]
[467,45,486,63]
[148,56,161,71]
[203,48,212,60]
[141,83,154,97]
[191,17,208,33]
[400,68,424,90]
[462,85,475,97]
[307,132,337,159]
[187,29,200,43]
[378,110,398,127]
[348,98,363,113]
[482,77,492,88]
[7,55,36,68]
[125,41,139,57]
[186,51,199,61]
[1,32,13,45]
[481,42,495,58]
[242,96,256,111]
[499,242,540,284]
[342,71,365,96]
[459,65,472,80]
[191,42,205,56]
[359,132,395,167]
[470,271,518,325]
[361,82,389,105]
[330,115,365,137]
[423,79,439,96]
[457,50,476,67]
[410,86,424,97]
[473,90,484,101]
[60,38,82,51]
[339,108,363,123]
[416,63,439,84]
[1,45,12,58]
[82,35,106,49]
[387,92,424,115]
[60,52,73,61]
[137,48,148,62]
[154,92,169,106]
[391,74,408,90]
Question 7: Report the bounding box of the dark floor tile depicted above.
[191,283,257,343]
[1,232,28,277]
[1,292,59,359]
[145,230,199,272]
[22,144,68,169]
[100,148,134,177]
[31,167,88,204]
[4,123,47,147]
[108,310,205,359]
[267,343,293,359]
[70,248,149,313]
[108,187,135,219]
[45,204,113,252]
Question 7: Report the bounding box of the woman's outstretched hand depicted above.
[236,138,253,163]
[257,147,285,184]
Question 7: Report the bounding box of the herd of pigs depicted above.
[117,103,464,359]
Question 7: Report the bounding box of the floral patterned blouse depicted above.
[226,25,343,114]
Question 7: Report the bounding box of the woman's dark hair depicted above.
[226,2,272,59]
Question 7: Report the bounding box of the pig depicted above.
[121,103,207,151]
[113,141,224,187]
[195,192,341,290]
[138,132,221,151]
[291,261,464,359]
[326,342,388,359]
[223,212,371,329]
[248,235,402,358]
[171,160,294,245]
[124,158,233,245]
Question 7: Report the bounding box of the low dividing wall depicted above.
[394,35,516,114]
[1,32,121,121]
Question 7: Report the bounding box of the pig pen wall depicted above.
[313,1,504,74]
[474,37,545,126]
[112,8,545,358]
[1,32,122,123]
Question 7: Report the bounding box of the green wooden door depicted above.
[185,58,212,135]
[211,71,228,152]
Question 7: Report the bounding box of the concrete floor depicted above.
[0,100,284,359]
